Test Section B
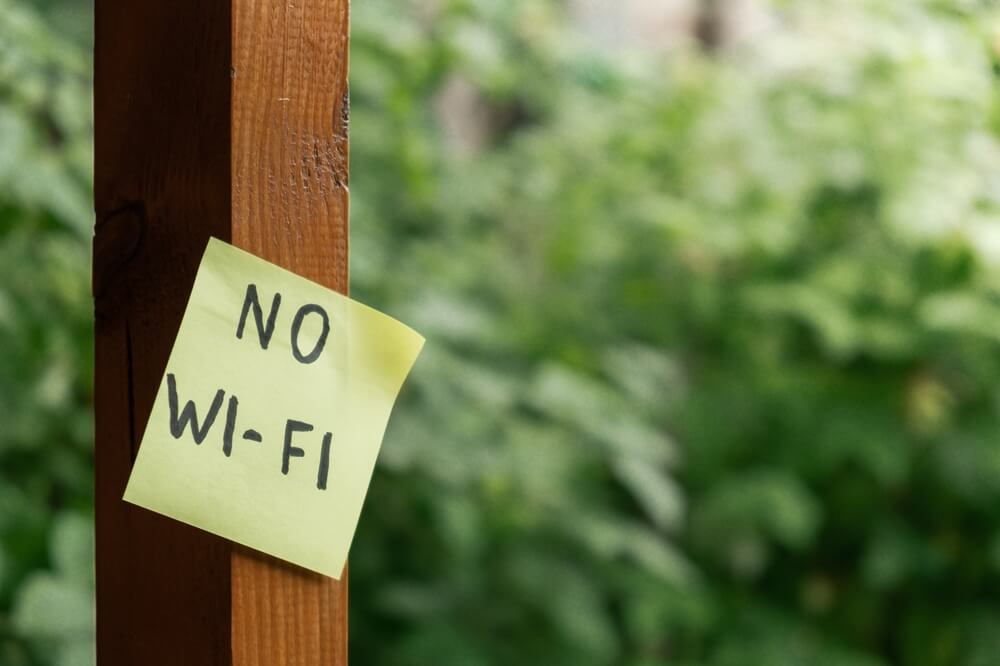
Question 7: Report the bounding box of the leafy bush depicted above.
[0,0,94,664]
[349,2,1000,664]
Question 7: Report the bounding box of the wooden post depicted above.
[93,1,349,663]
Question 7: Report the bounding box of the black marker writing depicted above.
[235,284,331,365]
[167,373,224,444]
[290,304,330,364]
[222,395,239,457]
[282,419,312,474]
[167,376,332,490]
[317,432,332,490]
[236,284,281,349]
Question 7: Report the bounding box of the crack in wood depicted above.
[125,318,139,462]
[93,201,147,322]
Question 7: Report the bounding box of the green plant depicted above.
[0,1,94,664]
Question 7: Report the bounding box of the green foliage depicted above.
[0,0,94,663]
[6,0,1000,664]
[349,1,1000,664]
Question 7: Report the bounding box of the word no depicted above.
[237,283,330,364]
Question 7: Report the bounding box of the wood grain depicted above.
[94,0,349,662]
[231,0,349,663]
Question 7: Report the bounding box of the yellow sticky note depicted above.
[123,238,424,578]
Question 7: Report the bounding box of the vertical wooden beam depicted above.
[94,0,349,663]
[229,0,349,662]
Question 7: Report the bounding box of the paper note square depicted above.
[123,238,424,578]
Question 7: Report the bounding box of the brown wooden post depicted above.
[93,1,350,663]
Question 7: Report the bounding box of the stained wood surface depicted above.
[230,0,349,663]
[94,0,349,663]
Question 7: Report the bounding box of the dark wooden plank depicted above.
[94,1,234,663]
[94,0,349,662]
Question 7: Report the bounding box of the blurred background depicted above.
[4,0,1000,664]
